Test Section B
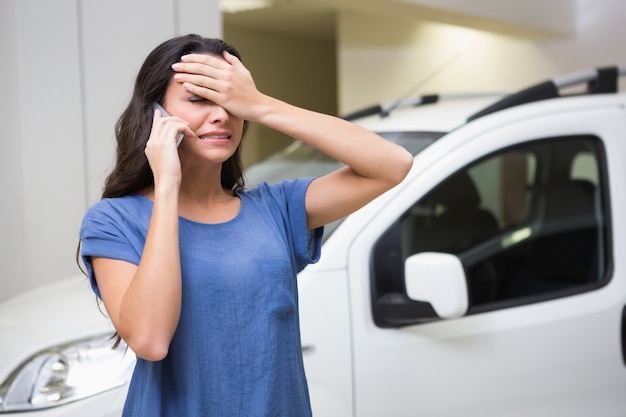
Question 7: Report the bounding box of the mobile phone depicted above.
[153,102,184,147]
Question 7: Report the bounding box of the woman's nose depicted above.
[208,105,229,124]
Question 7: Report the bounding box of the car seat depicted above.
[411,172,499,254]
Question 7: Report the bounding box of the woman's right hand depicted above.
[94,108,191,361]
[145,109,192,187]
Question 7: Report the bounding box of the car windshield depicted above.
[244,131,444,239]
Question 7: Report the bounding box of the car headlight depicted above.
[0,334,135,412]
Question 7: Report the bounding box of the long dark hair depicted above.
[103,33,247,199]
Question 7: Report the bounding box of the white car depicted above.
[0,278,134,416]
[2,67,626,416]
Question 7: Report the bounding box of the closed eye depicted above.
[188,95,211,104]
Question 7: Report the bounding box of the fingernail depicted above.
[171,63,180,70]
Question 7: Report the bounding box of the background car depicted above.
[0,277,134,416]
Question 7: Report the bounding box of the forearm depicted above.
[118,183,182,360]
[255,95,413,185]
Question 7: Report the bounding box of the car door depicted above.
[347,100,626,417]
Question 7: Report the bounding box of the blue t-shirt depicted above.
[80,178,323,417]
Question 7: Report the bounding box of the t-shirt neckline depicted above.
[130,192,245,226]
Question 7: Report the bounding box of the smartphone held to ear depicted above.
[153,103,184,147]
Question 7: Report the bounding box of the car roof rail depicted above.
[468,66,626,122]
[343,93,504,121]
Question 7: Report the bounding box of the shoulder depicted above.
[242,178,315,204]
[85,195,149,216]
[81,195,152,232]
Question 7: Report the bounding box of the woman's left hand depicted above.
[171,52,267,121]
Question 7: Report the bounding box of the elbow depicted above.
[132,342,170,362]
[389,149,414,186]
[113,311,179,361]
[125,334,171,362]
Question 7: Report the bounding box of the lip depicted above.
[197,130,232,145]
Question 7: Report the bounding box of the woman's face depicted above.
[161,59,244,164]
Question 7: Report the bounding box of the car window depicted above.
[244,131,440,187]
[372,135,608,320]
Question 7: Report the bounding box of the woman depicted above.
[79,34,413,417]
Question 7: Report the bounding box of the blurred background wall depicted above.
[0,0,221,300]
[1,0,625,300]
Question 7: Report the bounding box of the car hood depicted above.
[0,277,115,382]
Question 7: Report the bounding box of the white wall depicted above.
[0,0,221,301]
[0,0,26,299]
[338,0,626,114]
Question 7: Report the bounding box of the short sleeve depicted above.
[253,178,324,272]
[283,179,323,270]
[79,200,145,298]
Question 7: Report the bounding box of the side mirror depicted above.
[404,252,469,319]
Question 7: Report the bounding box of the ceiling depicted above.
[222,1,338,40]
[222,0,576,42]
